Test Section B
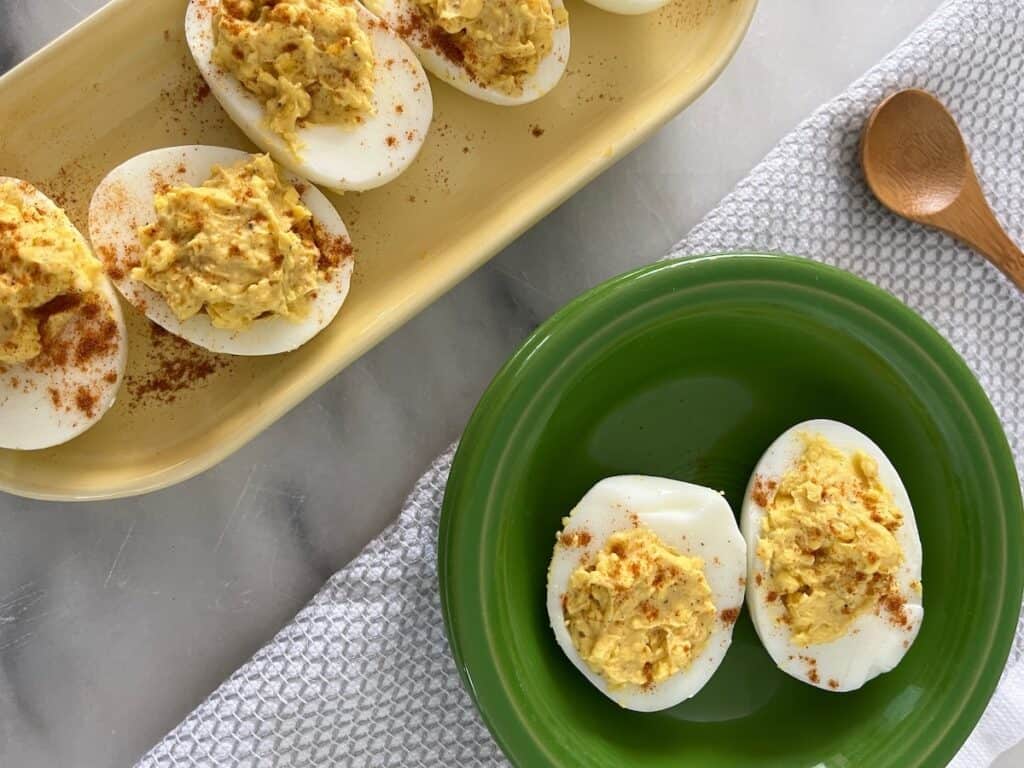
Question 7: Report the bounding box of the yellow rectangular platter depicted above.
[0,0,756,500]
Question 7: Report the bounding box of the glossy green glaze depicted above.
[440,254,1023,768]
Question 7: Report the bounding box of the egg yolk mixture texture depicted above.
[133,154,326,331]
[415,0,567,94]
[213,0,376,153]
[757,434,908,646]
[0,181,101,364]
[563,528,716,689]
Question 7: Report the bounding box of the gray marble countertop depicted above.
[3,1,1021,766]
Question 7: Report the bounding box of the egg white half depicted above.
[547,475,746,712]
[0,179,127,450]
[185,0,433,192]
[741,419,924,692]
[88,145,354,356]
[363,0,570,105]
[582,0,669,15]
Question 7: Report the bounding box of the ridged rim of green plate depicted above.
[439,253,1023,767]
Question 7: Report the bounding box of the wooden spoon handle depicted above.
[973,221,1024,291]
[926,170,1024,291]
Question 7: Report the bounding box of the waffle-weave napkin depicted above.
[138,0,1024,764]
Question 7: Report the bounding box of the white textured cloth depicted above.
[138,0,1024,765]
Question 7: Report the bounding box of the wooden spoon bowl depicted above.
[861,89,1024,290]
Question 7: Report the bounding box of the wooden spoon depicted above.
[861,88,1024,291]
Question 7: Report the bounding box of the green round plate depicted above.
[439,253,1023,768]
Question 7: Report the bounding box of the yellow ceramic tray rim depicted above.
[0,0,757,501]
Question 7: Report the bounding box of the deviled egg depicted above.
[741,420,924,692]
[547,476,746,711]
[0,178,127,449]
[185,0,433,191]
[88,146,353,356]
[364,0,570,105]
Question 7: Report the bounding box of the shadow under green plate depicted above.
[439,254,1023,768]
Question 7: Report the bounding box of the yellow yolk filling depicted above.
[563,527,716,689]
[213,0,376,154]
[757,434,907,645]
[0,181,100,364]
[415,0,566,95]
[133,154,323,331]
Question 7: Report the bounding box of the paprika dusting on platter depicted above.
[125,323,232,406]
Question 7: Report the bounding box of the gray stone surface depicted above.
[8,1,1018,767]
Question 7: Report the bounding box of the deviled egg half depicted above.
[547,476,746,712]
[364,0,570,105]
[185,0,433,191]
[0,178,127,449]
[89,146,354,356]
[741,420,924,692]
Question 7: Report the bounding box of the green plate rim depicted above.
[439,252,1024,767]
